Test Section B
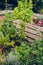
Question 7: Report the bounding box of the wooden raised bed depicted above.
[13,20,43,42]
[0,11,43,42]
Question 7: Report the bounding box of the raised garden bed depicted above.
[13,20,43,42]
[0,13,43,43]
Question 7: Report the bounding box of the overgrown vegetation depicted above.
[0,39,43,65]
[14,39,43,65]
[0,13,18,47]
[0,0,43,65]
[0,14,43,65]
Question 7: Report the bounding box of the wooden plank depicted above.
[15,24,42,40]
[15,23,42,37]
[13,20,43,32]
[25,32,42,40]
[13,20,43,41]
[0,10,13,16]
[14,21,43,36]
[26,23,43,32]
[26,37,34,42]
[25,28,42,37]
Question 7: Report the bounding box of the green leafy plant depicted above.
[14,42,30,65]
[0,49,4,65]
[13,38,43,65]
[19,21,26,38]
[12,0,33,23]
[12,0,33,39]
[0,12,18,47]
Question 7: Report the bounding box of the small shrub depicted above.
[0,12,18,47]
[12,0,33,23]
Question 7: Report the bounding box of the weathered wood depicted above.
[13,20,43,42]
[0,10,13,16]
